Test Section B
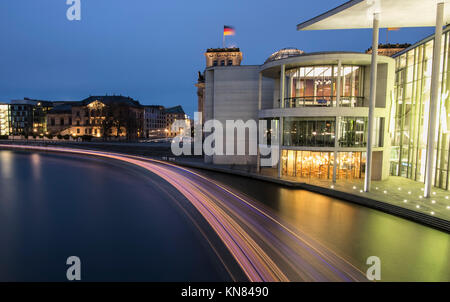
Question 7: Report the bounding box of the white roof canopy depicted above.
[297,0,450,30]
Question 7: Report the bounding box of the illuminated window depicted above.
[283,117,335,147]
[285,65,364,108]
[281,150,366,180]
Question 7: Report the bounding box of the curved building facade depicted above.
[258,51,395,181]
[201,48,395,182]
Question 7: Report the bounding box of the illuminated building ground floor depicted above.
[281,150,366,181]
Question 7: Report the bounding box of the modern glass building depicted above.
[390,26,450,190]
[258,50,394,181]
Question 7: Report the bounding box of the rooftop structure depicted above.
[297,0,450,30]
[265,48,305,63]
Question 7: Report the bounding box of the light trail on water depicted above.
[0,144,369,282]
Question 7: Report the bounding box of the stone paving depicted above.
[260,167,450,221]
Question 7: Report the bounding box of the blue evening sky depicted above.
[0,0,434,116]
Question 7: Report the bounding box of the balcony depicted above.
[281,96,365,108]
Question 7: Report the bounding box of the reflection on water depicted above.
[30,153,41,180]
[201,170,450,281]
[0,150,232,282]
[0,150,448,281]
[0,151,13,179]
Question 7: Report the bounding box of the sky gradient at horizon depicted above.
[0,0,435,116]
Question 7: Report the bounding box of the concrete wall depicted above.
[204,66,263,165]
[362,61,393,108]
[261,76,275,110]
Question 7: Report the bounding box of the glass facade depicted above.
[284,65,364,108]
[282,116,383,148]
[281,150,366,180]
[339,117,367,147]
[283,117,335,147]
[390,29,450,190]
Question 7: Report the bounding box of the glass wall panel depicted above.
[283,117,335,147]
[281,150,334,179]
[281,150,365,180]
[390,29,450,190]
[259,118,278,145]
[338,117,368,147]
[336,152,366,180]
[285,65,364,108]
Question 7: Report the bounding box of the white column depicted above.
[333,60,342,183]
[278,117,284,178]
[278,65,286,178]
[257,72,262,173]
[425,1,444,198]
[280,65,286,109]
[336,60,342,108]
[258,72,263,110]
[333,116,339,184]
[364,13,379,192]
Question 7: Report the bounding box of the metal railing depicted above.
[282,96,365,108]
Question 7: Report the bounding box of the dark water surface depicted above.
[0,150,233,281]
[0,150,449,281]
[199,171,450,282]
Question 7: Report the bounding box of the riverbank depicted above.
[0,140,448,233]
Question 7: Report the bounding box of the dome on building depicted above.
[265,48,305,63]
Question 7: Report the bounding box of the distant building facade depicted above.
[142,105,190,138]
[196,48,243,120]
[9,99,53,136]
[205,48,243,67]
[164,105,190,137]
[3,95,188,141]
[366,43,411,57]
[143,105,166,138]
[47,103,73,136]
[47,96,144,140]
[0,103,10,136]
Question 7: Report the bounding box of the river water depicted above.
[0,150,234,281]
[0,150,448,281]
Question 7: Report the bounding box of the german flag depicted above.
[224,25,235,36]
